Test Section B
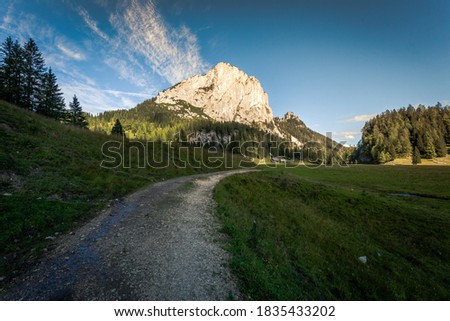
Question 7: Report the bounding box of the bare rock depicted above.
[156,62,274,128]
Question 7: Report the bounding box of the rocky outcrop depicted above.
[155,62,274,126]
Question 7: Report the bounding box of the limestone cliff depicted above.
[155,62,274,126]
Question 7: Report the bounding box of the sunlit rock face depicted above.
[156,62,274,126]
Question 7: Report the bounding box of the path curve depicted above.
[0,169,254,300]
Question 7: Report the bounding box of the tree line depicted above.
[87,98,349,163]
[355,103,450,164]
[0,36,87,128]
[88,98,279,147]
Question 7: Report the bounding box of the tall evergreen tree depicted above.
[23,38,45,111]
[0,36,25,105]
[412,146,422,164]
[111,119,124,136]
[68,95,88,128]
[36,68,66,120]
[0,36,14,102]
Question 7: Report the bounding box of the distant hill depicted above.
[355,103,450,164]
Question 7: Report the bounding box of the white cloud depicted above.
[74,0,210,103]
[104,57,148,88]
[108,0,209,85]
[61,80,152,114]
[77,7,110,41]
[56,65,154,113]
[102,89,151,99]
[2,0,208,113]
[334,131,360,140]
[0,2,14,31]
[56,40,86,61]
[340,114,376,123]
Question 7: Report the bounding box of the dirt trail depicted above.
[0,169,253,300]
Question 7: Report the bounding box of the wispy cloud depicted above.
[103,57,148,88]
[2,0,208,113]
[61,79,153,114]
[75,0,208,88]
[0,3,153,113]
[77,6,110,41]
[108,0,209,85]
[55,61,154,113]
[102,89,151,99]
[0,5,57,52]
[56,40,86,61]
[340,114,376,123]
[0,2,14,31]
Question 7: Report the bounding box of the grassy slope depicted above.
[0,101,245,278]
[214,165,450,300]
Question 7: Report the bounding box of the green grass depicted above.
[266,164,450,199]
[214,165,450,300]
[0,100,247,278]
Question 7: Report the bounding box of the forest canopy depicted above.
[355,103,450,163]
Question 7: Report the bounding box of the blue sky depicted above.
[1,0,449,144]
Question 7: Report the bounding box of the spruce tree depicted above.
[423,133,436,159]
[36,68,66,120]
[68,95,88,128]
[111,119,124,136]
[0,36,25,106]
[23,38,45,111]
[412,146,422,164]
[0,36,14,102]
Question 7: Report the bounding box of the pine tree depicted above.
[0,36,15,102]
[0,36,25,106]
[23,38,45,111]
[423,133,436,159]
[412,146,422,164]
[111,119,124,136]
[68,95,88,128]
[36,68,66,120]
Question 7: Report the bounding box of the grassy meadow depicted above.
[214,165,450,300]
[0,101,246,279]
[2,99,449,300]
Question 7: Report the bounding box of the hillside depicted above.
[0,100,244,279]
[356,104,450,164]
[274,111,329,147]
[88,98,268,145]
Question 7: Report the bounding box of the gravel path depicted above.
[0,169,253,300]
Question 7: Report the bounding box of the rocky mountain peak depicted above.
[284,111,300,121]
[155,62,274,126]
